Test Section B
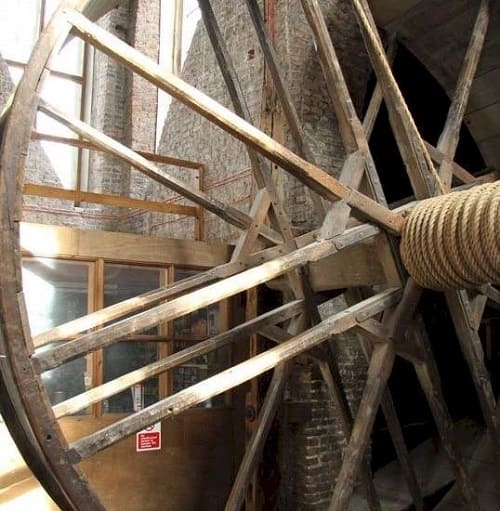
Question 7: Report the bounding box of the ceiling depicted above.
[370,0,500,169]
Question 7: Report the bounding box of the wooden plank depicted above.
[65,9,404,234]
[351,0,445,199]
[410,317,480,510]
[345,289,423,509]
[52,300,303,418]
[317,354,382,511]
[31,131,204,169]
[32,221,383,372]
[360,341,424,510]
[231,189,271,262]
[446,290,500,446]
[23,183,198,216]
[424,142,476,184]
[225,364,287,511]
[437,0,490,191]
[39,100,284,246]
[21,223,231,268]
[363,36,398,139]
[67,288,401,461]
[328,343,395,511]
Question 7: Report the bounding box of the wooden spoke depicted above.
[437,0,490,191]
[351,0,445,199]
[32,222,383,372]
[446,290,500,446]
[345,289,424,510]
[409,317,480,510]
[225,363,288,511]
[244,0,327,218]
[67,288,401,462]
[362,35,398,139]
[328,343,395,511]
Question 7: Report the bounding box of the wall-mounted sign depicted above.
[136,422,162,452]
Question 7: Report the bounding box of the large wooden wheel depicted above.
[0,1,498,510]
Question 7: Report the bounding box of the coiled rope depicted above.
[400,181,500,290]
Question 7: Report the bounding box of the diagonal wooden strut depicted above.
[410,317,480,510]
[67,288,401,462]
[351,0,445,199]
[64,8,404,234]
[437,0,490,191]
[224,363,288,511]
[328,343,395,511]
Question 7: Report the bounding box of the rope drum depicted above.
[400,182,500,290]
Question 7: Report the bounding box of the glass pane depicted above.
[22,258,90,408]
[173,268,228,408]
[0,1,41,63]
[173,268,220,339]
[37,140,79,189]
[7,65,24,87]
[38,76,82,137]
[103,265,162,414]
[51,37,84,77]
[172,340,228,408]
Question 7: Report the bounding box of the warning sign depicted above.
[136,422,161,452]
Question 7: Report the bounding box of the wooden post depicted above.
[410,317,480,510]
[328,343,395,511]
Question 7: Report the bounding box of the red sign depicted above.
[136,422,161,452]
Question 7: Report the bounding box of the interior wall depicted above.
[60,411,234,511]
